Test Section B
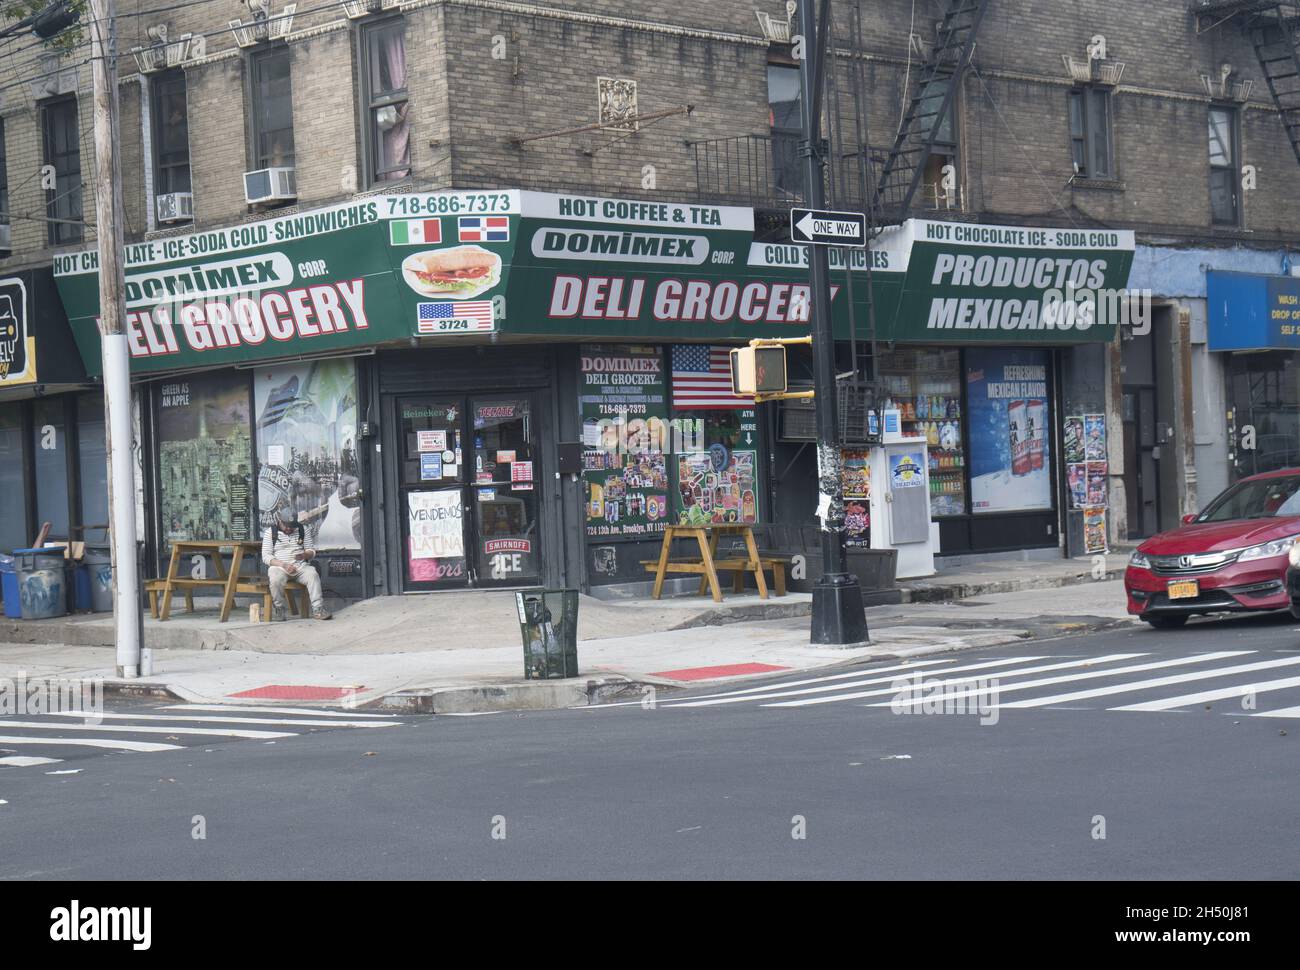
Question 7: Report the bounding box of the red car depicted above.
[1125,468,1300,629]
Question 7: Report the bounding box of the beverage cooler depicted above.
[842,411,937,580]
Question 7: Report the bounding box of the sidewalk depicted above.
[0,568,1137,713]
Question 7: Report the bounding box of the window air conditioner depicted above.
[243,167,297,205]
[155,192,194,224]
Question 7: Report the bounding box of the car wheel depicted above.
[1145,616,1188,630]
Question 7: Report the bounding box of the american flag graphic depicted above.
[671,345,753,410]
[458,216,510,242]
[417,301,495,333]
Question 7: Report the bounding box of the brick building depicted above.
[2,0,1299,601]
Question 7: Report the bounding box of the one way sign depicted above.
[790,208,867,248]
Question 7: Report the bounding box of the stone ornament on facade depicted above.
[230,0,297,49]
[1062,36,1126,87]
[1201,63,1254,103]
[597,77,640,133]
[755,2,797,44]
[130,25,199,74]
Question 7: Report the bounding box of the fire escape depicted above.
[690,0,988,229]
[1194,0,1300,168]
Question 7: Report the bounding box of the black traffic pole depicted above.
[798,0,868,646]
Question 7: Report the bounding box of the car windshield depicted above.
[1198,476,1300,522]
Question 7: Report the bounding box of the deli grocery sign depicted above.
[54,190,1135,375]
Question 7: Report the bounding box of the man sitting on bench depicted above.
[261,508,332,622]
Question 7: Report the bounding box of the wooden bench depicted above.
[639,556,788,598]
[145,576,309,621]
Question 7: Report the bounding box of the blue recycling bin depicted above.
[0,555,19,619]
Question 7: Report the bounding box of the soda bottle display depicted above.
[1028,400,1046,471]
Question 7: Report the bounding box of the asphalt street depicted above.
[2,612,1299,880]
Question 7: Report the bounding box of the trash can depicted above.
[84,544,114,613]
[0,555,19,619]
[13,547,68,620]
[73,563,92,612]
[515,588,579,680]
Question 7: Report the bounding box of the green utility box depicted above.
[515,588,579,680]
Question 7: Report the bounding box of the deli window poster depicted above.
[965,348,1053,515]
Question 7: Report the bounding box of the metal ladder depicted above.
[873,0,990,223]
[1248,3,1300,167]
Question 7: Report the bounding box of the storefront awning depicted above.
[53,191,1136,377]
[1,267,89,396]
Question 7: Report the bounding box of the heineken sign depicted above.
[54,190,1134,377]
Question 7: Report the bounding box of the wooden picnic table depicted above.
[644,524,784,603]
[157,539,265,623]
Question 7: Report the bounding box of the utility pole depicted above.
[88,0,146,677]
[798,0,868,646]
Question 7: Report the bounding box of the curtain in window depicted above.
[378,29,410,180]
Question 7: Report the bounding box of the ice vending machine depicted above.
[867,413,937,579]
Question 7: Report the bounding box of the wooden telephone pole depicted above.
[88,0,146,676]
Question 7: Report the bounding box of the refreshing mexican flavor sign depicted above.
[54,190,1136,376]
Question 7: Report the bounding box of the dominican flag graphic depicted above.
[458,216,510,242]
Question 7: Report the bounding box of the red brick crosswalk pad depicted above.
[647,663,789,682]
[226,685,364,701]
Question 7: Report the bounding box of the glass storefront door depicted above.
[396,395,541,590]
[470,397,540,587]
[398,399,469,589]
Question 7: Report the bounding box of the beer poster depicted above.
[1084,508,1108,554]
[1063,416,1085,464]
[965,348,1053,515]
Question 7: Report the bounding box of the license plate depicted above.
[1167,580,1199,600]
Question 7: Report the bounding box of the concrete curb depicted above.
[899,568,1124,604]
[372,676,653,714]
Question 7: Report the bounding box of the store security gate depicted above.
[396,395,541,589]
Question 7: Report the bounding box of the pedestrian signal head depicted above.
[729,346,788,396]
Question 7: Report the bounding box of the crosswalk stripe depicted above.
[1251,704,1300,719]
[42,711,400,729]
[865,651,1255,711]
[0,735,183,752]
[766,652,1159,708]
[162,704,395,718]
[1104,669,1300,712]
[663,658,967,702]
[0,756,62,767]
[670,655,1066,708]
[0,720,295,740]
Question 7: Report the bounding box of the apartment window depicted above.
[1209,106,1241,226]
[767,63,802,199]
[250,46,295,169]
[152,69,192,197]
[1068,86,1113,179]
[362,18,410,183]
[919,77,959,209]
[42,96,83,246]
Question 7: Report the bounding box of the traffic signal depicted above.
[729,346,788,396]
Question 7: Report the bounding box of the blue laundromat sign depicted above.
[1207,270,1300,351]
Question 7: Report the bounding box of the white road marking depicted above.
[0,721,294,740]
[1250,704,1300,719]
[0,756,62,768]
[43,711,400,729]
[867,651,1255,711]
[1103,669,1300,712]
[162,704,395,718]
[0,735,183,752]
[669,656,1063,708]
[768,653,1157,708]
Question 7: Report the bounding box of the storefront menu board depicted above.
[966,348,1053,515]
[579,345,670,539]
